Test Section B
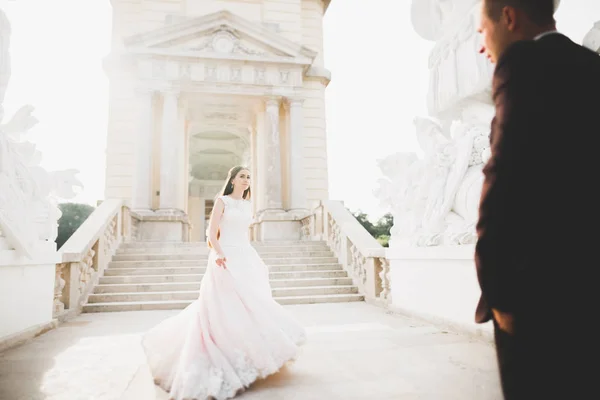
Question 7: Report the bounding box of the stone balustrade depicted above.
[305,200,391,307]
[53,200,127,321]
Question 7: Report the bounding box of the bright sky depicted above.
[3,0,599,220]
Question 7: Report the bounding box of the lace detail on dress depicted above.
[170,348,290,400]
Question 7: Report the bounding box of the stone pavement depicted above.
[0,303,502,400]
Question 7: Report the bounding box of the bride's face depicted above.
[231,169,251,190]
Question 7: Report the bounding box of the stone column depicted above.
[131,90,154,210]
[159,91,185,212]
[254,111,267,213]
[249,125,258,216]
[264,97,283,210]
[287,98,308,211]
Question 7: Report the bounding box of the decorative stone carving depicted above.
[230,66,242,82]
[205,64,217,81]
[205,112,237,121]
[53,263,66,315]
[327,214,342,254]
[349,243,367,285]
[193,27,268,56]
[300,215,313,240]
[372,1,507,247]
[179,63,191,79]
[411,0,479,41]
[378,258,391,303]
[279,70,290,84]
[0,6,10,114]
[0,7,83,257]
[103,215,118,259]
[77,247,95,295]
[254,67,266,85]
[376,102,493,247]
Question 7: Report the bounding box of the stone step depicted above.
[105,267,206,276]
[98,269,348,285]
[116,245,331,254]
[116,248,210,255]
[95,282,202,293]
[88,285,357,304]
[82,293,364,313]
[272,285,358,297]
[273,277,355,288]
[111,251,334,262]
[256,250,334,258]
[93,277,354,294]
[112,254,206,262]
[108,257,339,268]
[275,293,364,305]
[120,240,327,249]
[88,290,199,303]
[105,263,343,276]
[99,274,203,284]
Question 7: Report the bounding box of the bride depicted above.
[143,166,307,400]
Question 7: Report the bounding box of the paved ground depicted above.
[0,303,502,400]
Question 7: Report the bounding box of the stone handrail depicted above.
[53,199,128,321]
[303,200,391,306]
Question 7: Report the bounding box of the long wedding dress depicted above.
[142,195,306,400]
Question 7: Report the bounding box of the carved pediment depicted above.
[124,10,317,65]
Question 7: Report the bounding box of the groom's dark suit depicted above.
[475,32,600,399]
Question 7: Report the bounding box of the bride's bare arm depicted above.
[208,198,226,258]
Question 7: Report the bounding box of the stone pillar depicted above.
[131,90,154,210]
[131,91,188,242]
[249,125,258,216]
[253,97,305,241]
[264,97,283,210]
[287,98,307,211]
[255,111,268,213]
[159,91,185,212]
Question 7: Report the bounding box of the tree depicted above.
[352,211,378,237]
[374,213,393,237]
[351,210,394,248]
[56,203,95,249]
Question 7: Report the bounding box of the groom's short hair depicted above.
[484,0,556,26]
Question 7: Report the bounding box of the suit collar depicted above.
[534,30,560,41]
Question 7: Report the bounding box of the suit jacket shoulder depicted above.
[492,40,542,102]
[495,40,538,72]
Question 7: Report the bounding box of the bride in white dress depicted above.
[143,166,306,400]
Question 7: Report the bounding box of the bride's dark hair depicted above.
[208,166,251,249]
[216,165,252,201]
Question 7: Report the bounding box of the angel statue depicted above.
[376,105,494,247]
[0,5,83,258]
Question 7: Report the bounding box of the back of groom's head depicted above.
[484,0,556,26]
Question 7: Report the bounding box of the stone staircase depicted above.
[83,240,364,312]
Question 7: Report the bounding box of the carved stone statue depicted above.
[583,21,600,53]
[411,0,479,41]
[0,5,83,257]
[376,106,491,247]
[377,0,564,247]
[0,4,10,120]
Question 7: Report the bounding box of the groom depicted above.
[475,0,600,399]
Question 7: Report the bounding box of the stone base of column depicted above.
[130,209,190,242]
[252,209,311,242]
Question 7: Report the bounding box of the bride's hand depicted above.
[215,254,227,269]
